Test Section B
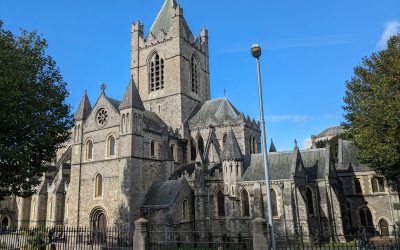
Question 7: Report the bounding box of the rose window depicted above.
[96,108,108,127]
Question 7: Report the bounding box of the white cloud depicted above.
[266,115,309,123]
[377,20,400,49]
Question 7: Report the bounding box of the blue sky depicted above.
[1,0,399,150]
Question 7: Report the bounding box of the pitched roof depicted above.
[242,152,294,181]
[119,79,145,111]
[221,129,242,161]
[269,139,277,152]
[337,140,370,171]
[74,92,92,121]
[106,96,121,111]
[149,0,177,37]
[300,148,328,180]
[142,180,184,208]
[189,98,242,127]
[143,110,169,132]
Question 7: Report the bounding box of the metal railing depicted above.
[148,228,400,250]
[0,226,133,249]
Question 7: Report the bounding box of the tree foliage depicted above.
[343,34,400,178]
[0,21,72,199]
[316,133,349,163]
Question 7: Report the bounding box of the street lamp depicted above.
[251,44,276,250]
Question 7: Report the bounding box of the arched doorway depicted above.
[1,217,9,228]
[379,219,389,236]
[91,208,107,243]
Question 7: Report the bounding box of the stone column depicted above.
[252,217,269,250]
[133,218,149,250]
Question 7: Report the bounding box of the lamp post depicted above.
[251,44,276,250]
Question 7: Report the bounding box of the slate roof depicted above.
[242,152,294,181]
[316,126,345,138]
[106,96,121,111]
[74,93,92,121]
[300,148,327,180]
[221,129,242,161]
[338,140,370,171]
[149,0,177,37]
[143,110,169,132]
[143,180,185,208]
[119,79,145,111]
[189,98,242,127]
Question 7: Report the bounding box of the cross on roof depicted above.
[101,83,106,93]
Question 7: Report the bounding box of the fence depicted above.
[148,229,400,250]
[1,226,399,250]
[148,229,253,250]
[0,227,133,249]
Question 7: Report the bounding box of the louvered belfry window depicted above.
[150,53,164,92]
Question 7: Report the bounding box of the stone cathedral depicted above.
[1,0,400,242]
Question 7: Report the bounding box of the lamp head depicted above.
[251,44,262,58]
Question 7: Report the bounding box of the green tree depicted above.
[0,21,72,199]
[343,34,400,177]
[316,133,349,163]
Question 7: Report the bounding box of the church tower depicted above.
[131,0,210,130]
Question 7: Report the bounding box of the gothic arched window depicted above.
[121,115,125,133]
[271,188,278,217]
[150,53,164,92]
[241,189,250,217]
[197,136,204,157]
[252,137,257,153]
[95,173,103,198]
[49,198,53,220]
[359,206,373,227]
[217,190,225,217]
[222,133,227,150]
[372,177,385,193]
[108,136,116,157]
[31,198,36,219]
[182,199,189,220]
[190,138,196,161]
[86,139,93,160]
[170,144,177,162]
[306,187,315,215]
[191,55,199,94]
[354,178,362,194]
[150,140,158,158]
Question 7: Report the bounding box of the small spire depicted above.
[101,83,106,93]
[294,139,298,148]
[221,128,243,161]
[119,78,145,111]
[269,139,277,153]
[74,91,92,121]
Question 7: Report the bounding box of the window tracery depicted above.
[150,53,164,92]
